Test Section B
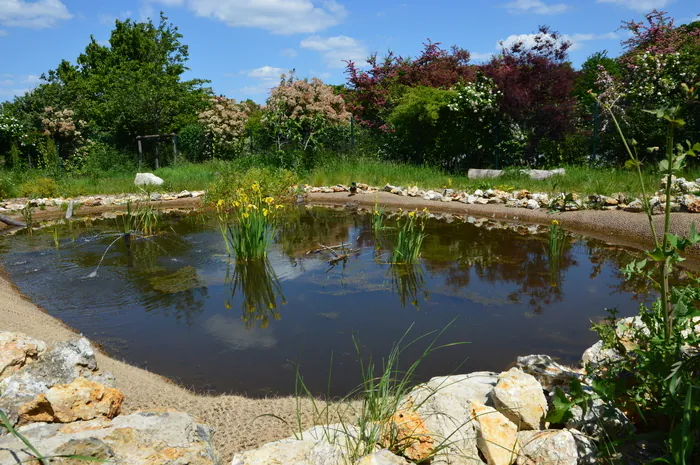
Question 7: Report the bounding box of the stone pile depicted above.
[305,178,700,214]
[0,332,218,465]
[0,190,205,213]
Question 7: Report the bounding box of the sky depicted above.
[0,0,698,103]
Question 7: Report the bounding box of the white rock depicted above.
[231,439,345,465]
[469,401,519,465]
[492,368,548,430]
[473,189,484,197]
[355,450,412,465]
[134,173,164,186]
[176,190,192,198]
[468,169,503,180]
[525,199,540,210]
[516,430,577,465]
[580,341,621,370]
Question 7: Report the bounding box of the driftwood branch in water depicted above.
[0,214,26,228]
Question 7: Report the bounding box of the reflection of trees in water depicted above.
[584,244,658,300]
[225,258,286,329]
[389,264,429,309]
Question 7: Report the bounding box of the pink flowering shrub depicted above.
[198,96,249,157]
[263,73,351,152]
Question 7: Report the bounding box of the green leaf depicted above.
[545,387,574,423]
[647,247,669,261]
[624,159,640,170]
[659,159,670,173]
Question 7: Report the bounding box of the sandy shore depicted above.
[0,269,320,462]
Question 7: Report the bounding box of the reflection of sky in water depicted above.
[0,208,662,396]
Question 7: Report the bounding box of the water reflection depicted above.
[389,264,429,309]
[225,258,286,329]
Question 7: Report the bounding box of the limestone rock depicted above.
[0,332,47,380]
[356,449,411,465]
[468,169,503,180]
[565,396,634,439]
[492,368,548,430]
[134,172,164,186]
[150,192,162,201]
[295,424,361,453]
[18,377,124,424]
[624,200,644,213]
[525,199,540,210]
[0,338,114,424]
[383,407,434,462]
[516,430,577,465]
[470,401,519,465]
[569,429,597,465]
[231,439,345,465]
[580,340,621,370]
[524,169,565,181]
[0,411,219,465]
[399,372,498,464]
[176,190,192,198]
[515,355,583,392]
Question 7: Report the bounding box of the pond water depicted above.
[0,207,655,397]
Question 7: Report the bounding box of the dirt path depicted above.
[0,269,320,462]
[309,191,700,260]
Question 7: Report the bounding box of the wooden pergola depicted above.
[136,133,178,170]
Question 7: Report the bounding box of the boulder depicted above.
[469,401,519,465]
[356,449,412,465]
[398,372,499,464]
[565,396,634,439]
[0,338,114,424]
[580,341,621,370]
[515,355,583,392]
[492,368,548,430]
[570,429,597,464]
[18,377,124,424]
[134,173,164,187]
[624,199,644,213]
[468,169,503,180]
[231,439,345,465]
[295,424,361,453]
[525,199,540,210]
[0,332,47,380]
[524,169,565,181]
[0,411,219,465]
[516,430,577,465]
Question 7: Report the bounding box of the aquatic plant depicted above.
[20,204,34,235]
[215,199,231,256]
[548,219,565,286]
[117,200,160,236]
[371,198,385,234]
[225,258,285,329]
[225,183,282,261]
[391,208,427,264]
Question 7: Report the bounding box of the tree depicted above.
[574,51,622,113]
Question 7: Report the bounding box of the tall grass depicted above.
[548,219,566,287]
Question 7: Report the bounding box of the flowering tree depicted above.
[198,96,249,157]
[263,73,351,152]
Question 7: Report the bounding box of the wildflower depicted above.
[242,212,250,219]
[263,208,269,217]
[422,207,429,213]
[263,196,274,205]
[409,211,416,218]
[552,219,559,225]
[217,199,224,207]
[233,200,241,208]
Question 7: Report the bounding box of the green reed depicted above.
[224,183,282,261]
[371,198,385,234]
[52,222,60,249]
[391,209,428,264]
[20,204,34,234]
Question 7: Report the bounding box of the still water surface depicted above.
[0,207,653,396]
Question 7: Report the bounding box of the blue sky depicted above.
[0,0,697,103]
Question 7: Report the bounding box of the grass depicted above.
[2,156,699,200]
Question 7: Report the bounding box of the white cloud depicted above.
[0,0,72,29]
[202,314,277,350]
[0,79,13,86]
[596,0,672,13]
[245,65,284,80]
[300,35,367,68]
[281,48,298,58]
[150,0,347,34]
[23,74,41,84]
[505,0,571,15]
[498,31,617,52]
[470,52,495,62]
[0,29,7,36]
[99,10,132,26]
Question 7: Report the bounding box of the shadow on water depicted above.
[0,206,681,396]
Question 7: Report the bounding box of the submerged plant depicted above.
[225,183,282,261]
[225,258,285,329]
[391,209,427,264]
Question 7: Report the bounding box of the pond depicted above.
[0,206,655,397]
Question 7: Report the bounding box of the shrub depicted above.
[83,141,135,176]
[198,97,249,158]
[178,123,209,162]
[18,177,59,198]
[0,175,16,199]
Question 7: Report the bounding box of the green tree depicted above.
[573,51,622,114]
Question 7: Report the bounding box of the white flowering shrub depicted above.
[198,96,249,157]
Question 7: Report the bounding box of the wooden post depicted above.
[137,138,143,170]
[172,136,178,165]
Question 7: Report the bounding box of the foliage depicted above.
[371,198,385,234]
[483,26,578,162]
[574,51,623,114]
[588,77,700,462]
[263,72,351,156]
[206,165,298,206]
[538,133,591,167]
[224,183,283,261]
[198,97,249,158]
[391,209,428,264]
[18,177,59,198]
[178,123,209,162]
